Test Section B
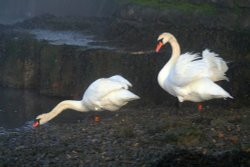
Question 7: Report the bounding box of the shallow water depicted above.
[0,87,114,133]
[0,87,62,131]
[27,29,113,49]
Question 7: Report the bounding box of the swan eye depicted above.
[158,38,163,43]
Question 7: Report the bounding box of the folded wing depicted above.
[82,75,139,111]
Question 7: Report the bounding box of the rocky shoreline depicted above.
[1,106,250,166]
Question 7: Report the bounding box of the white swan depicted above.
[33,75,140,127]
[155,32,233,106]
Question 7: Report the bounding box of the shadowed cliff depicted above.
[0,1,249,108]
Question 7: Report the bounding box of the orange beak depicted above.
[156,41,163,53]
[33,121,40,128]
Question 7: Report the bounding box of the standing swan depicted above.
[33,75,140,127]
[155,32,233,108]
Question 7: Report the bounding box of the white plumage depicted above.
[156,32,233,103]
[83,75,139,111]
[33,75,139,127]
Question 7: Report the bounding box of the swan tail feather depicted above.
[101,90,139,111]
[187,78,233,101]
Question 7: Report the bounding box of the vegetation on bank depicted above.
[116,0,217,14]
[115,0,246,16]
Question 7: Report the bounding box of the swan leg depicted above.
[175,99,184,115]
[175,99,182,109]
[94,115,101,122]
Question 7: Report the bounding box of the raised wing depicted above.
[170,50,229,87]
[202,49,229,82]
[170,52,207,86]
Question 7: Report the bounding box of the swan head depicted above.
[156,32,175,52]
[32,113,50,127]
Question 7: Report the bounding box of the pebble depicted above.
[1,107,249,166]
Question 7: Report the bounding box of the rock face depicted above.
[0,0,249,107]
[0,25,249,108]
[0,32,40,88]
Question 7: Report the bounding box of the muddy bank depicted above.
[1,106,250,166]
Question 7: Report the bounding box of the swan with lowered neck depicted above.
[33,75,140,127]
[155,32,233,104]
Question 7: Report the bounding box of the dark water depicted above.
[0,87,114,132]
[0,87,62,130]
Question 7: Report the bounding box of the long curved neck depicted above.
[45,100,89,123]
[158,35,181,88]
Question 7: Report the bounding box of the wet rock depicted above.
[155,150,250,167]
[1,107,250,166]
